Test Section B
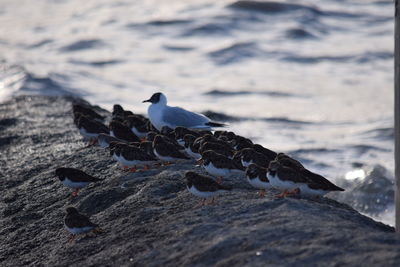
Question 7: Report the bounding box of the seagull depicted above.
[142,92,226,131]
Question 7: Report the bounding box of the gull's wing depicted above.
[162,106,210,128]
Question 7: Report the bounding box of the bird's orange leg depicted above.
[72,189,80,197]
[68,234,76,243]
[289,188,300,195]
[129,166,137,173]
[208,197,218,205]
[276,190,290,198]
[93,227,105,234]
[194,199,206,208]
[259,189,266,197]
[143,164,150,171]
[154,163,162,168]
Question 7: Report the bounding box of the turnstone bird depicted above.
[124,115,150,139]
[146,131,158,142]
[214,130,237,141]
[76,114,109,145]
[276,153,304,169]
[239,148,272,168]
[55,168,102,197]
[199,142,234,159]
[200,150,245,181]
[246,164,272,197]
[109,120,140,143]
[192,134,227,154]
[139,141,157,158]
[143,92,226,131]
[253,144,277,159]
[160,126,177,140]
[64,207,102,242]
[73,104,105,121]
[299,170,345,197]
[267,160,308,197]
[185,171,231,206]
[183,134,201,160]
[231,136,253,150]
[109,141,129,162]
[112,104,134,119]
[276,153,344,197]
[117,145,158,172]
[152,135,190,162]
[174,126,201,146]
[97,133,125,148]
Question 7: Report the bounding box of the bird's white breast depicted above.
[62,178,90,189]
[148,104,165,131]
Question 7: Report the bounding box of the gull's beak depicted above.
[142,99,151,103]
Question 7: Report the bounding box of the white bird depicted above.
[142,92,226,131]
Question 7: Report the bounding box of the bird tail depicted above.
[333,185,345,191]
[205,121,227,128]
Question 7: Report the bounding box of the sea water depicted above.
[0,0,394,225]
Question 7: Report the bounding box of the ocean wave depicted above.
[59,39,106,52]
[204,89,298,97]
[126,19,192,29]
[359,127,394,140]
[201,110,241,122]
[354,51,393,63]
[228,0,377,20]
[261,117,314,125]
[201,109,314,125]
[281,54,353,64]
[180,22,233,37]
[207,42,262,65]
[0,64,79,101]
[288,147,341,154]
[26,39,53,49]
[349,144,391,155]
[68,59,122,67]
[332,164,394,216]
[285,28,317,39]
[228,1,322,15]
[162,45,194,52]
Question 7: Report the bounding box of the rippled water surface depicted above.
[0,0,394,224]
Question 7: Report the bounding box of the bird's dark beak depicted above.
[142,99,151,103]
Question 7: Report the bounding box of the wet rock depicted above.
[332,165,394,216]
[0,95,399,266]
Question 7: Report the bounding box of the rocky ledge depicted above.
[0,95,399,266]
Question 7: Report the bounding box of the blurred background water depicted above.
[0,0,394,225]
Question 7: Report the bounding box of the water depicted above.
[0,0,394,225]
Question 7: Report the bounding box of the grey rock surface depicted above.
[0,95,399,266]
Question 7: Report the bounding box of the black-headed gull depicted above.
[142,92,226,131]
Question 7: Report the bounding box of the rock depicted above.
[0,95,399,266]
[332,165,394,216]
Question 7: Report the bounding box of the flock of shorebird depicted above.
[56,92,344,242]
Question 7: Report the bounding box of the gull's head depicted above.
[142,92,167,105]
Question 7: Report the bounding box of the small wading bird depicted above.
[55,168,102,197]
[64,207,104,243]
[185,171,231,207]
